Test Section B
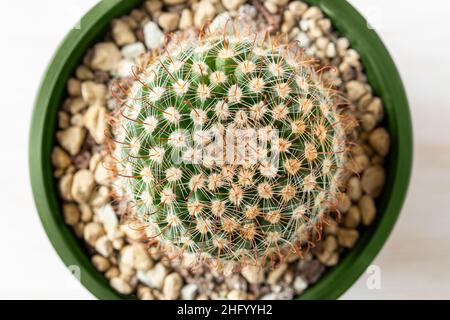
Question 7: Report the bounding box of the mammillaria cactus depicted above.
[110,25,348,269]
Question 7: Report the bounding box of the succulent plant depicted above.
[110,26,348,269]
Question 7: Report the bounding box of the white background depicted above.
[0,0,449,299]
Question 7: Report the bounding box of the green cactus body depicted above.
[113,29,346,267]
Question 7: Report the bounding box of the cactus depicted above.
[110,26,347,268]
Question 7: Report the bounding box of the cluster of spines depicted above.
[110,27,347,267]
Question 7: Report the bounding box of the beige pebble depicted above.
[361,113,377,132]
[358,195,376,226]
[222,0,246,11]
[52,146,71,170]
[347,176,362,201]
[361,165,386,197]
[241,265,264,285]
[83,221,106,246]
[158,12,180,32]
[105,267,120,280]
[227,289,247,300]
[79,203,93,222]
[58,111,69,129]
[120,243,153,271]
[163,273,183,300]
[337,228,359,248]
[81,81,107,106]
[289,1,308,18]
[145,0,162,14]
[73,222,85,238]
[67,78,81,96]
[63,203,80,226]
[112,19,136,46]
[137,262,168,289]
[179,9,193,30]
[90,42,122,72]
[59,173,74,201]
[56,126,86,156]
[66,97,88,115]
[71,169,95,203]
[95,235,113,257]
[337,192,351,214]
[83,104,107,144]
[163,0,186,4]
[366,97,384,123]
[194,0,216,27]
[267,263,288,285]
[137,286,154,300]
[346,80,367,102]
[76,65,94,80]
[110,277,133,295]
[343,206,361,228]
[91,254,111,272]
[302,6,323,20]
[369,127,390,157]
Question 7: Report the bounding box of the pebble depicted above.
[337,228,359,248]
[158,12,180,32]
[163,273,183,300]
[71,169,95,203]
[289,1,308,18]
[346,80,367,101]
[121,42,146,60]
[83,222,106,247]
[361,165,386,197]
[181,283,198,300]
[326,42,336,58]
[361,113,377,132]
[81,81,107,106]
[347,176,362,201]
[52,146,71,170]
[94,161,110,186]
[369,128,390,157]
[76,65,94,80]
[241,265,264,285]
[358,195,376,226]
[110,277,133,295]
[83,104,107,144]
[179,9,193,30]
[112,20,136,46]
[137,262,168,289]
[143,21,164,49]
[67,78,81,96]
[293,276,308,294]
[267,263,288,285]
[58,111,69,129]
[66,97,88,115]
[56,126,86,156]
[63,203,80,226]
[337,192,351,214]
[366,97,384,122]
[95,235,113,257]
[121,243,153,271]
[90,42,122,72]
[163,0,185,4]
[59,173,74,201]
[91,255,111,272]
[302,6,323,20]
[343,206,361,228]
[228,289,248,300]
[194,0,216,27]
[222,0,246,11]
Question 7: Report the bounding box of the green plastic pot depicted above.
[29,0,412,300]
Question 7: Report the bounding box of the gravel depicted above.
[51,0,391,300]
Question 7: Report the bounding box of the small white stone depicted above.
[56,126,86,156]
[143,21,164,49]
[71,169,95,203]
[91,42,122,72]
[110,277,133,295]
[222,0,245,11]
[121,42,146,60]
[181,284,198,300]
[96,204,119,235]
[293,276,308,294]
[241,265,264,285]
[194,0,216,27]
[137,262,168,289]
[95,235,113,257]
[83,104,107,144]
[163,273,183,300]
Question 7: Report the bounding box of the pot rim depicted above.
[29,0,412,300]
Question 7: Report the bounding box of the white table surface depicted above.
[0,0,449,299]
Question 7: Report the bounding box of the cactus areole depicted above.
[110,26,348,269]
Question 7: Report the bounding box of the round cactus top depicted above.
[112,27,347,268]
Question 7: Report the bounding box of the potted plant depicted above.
[30,0,412,299]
